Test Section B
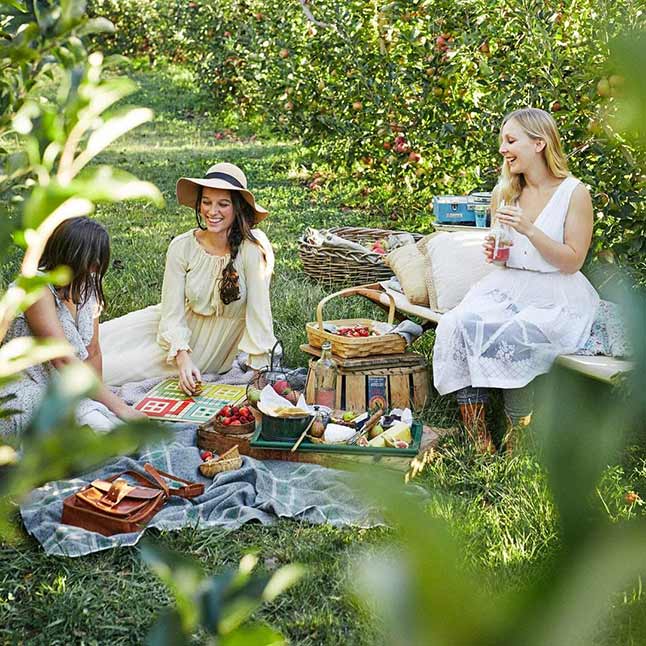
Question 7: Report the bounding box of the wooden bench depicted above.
[353,283,633,385]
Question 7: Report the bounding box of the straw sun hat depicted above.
[176,162,268,223]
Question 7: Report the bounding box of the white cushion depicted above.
[424,231,495,312]
[384,243,429,305]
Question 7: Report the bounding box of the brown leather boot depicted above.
[503,413,532,455]
[459,403,495,454]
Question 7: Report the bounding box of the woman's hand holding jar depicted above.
[495,204,535,238]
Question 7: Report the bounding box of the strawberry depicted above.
[200,450,213,461]
[222,417,232,426]
[221,405,232,417]
[239,406,251,417]
[230,420,241,426]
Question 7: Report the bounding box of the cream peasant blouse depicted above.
[100,228,277,386]
[158,228,276,366]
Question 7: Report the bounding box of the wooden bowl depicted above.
[211,416,256,435]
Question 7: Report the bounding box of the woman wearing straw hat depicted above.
[100,162,277,393]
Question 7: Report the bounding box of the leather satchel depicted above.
[61,463,204,536]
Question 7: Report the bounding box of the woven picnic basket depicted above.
[306,286,407,358]
[199,445,243,477]
[298,226,422,286]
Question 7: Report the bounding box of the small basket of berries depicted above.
[199,445,243,478]
[211,403,256,435]
[306,286,407,358]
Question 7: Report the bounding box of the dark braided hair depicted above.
[194,187,265,305]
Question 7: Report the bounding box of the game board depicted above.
[134,378,247,423]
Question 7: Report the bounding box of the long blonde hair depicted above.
[495,107,569,206]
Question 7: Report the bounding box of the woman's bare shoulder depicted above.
[570,180,592,207]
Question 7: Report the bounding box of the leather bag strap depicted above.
[143,463,170,496]
[143,463,204,499]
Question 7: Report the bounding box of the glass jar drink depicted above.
[491,222,512,265]
[314,341,337,408]
[474,204,488,228]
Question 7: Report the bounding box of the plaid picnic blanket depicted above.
[20,424,381,557]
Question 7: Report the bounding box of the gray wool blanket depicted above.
[20,365,381,557]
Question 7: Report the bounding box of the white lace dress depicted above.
[433,176,600,395]
[0,286,119,437]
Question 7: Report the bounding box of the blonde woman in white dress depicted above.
[100,163,277,395]
[433,108,599,452]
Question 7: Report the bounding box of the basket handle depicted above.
[316,287,396,330]
[269,340,284,370]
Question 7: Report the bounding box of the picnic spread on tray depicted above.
[190,281,432,477]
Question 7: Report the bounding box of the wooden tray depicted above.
[251,420,423,457]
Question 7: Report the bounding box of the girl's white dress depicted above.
[0,286,119,437]
[100,228,277,386]
[433,176,599,395]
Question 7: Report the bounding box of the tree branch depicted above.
[298,0,334,30]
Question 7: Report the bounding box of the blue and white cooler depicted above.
[432,192,492,225]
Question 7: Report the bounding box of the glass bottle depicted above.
[314,341,337,409]
[490,200,512,266]
[490,221,512,266]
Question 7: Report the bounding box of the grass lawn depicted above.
[1,62,646,644]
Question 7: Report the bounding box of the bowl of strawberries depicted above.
[212,403,257,435]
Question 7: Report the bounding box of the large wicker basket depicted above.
[298,226,422,286]
[306,287,407,358]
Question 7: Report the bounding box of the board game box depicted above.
[134,378,247,423]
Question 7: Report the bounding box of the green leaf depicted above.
[219,624,287,646]
[261,564,305,602]
[78,107,154,170]
[0,0,27,12]
[60,0,87,25]
[0,336,72,379]
[145,610,189,646]
[609,32,646,145]
[525,521,646,646]
[2,366,168,477]
[77,77,138,121]
[77,17,115,37]
[72,167,164,205]
[140,539,204,634]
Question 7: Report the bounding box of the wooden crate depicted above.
[301,345,430,411]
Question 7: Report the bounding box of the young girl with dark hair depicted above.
[100,163,277,394]
[0,217,145,437]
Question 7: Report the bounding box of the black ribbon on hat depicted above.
[203,171,245,188]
